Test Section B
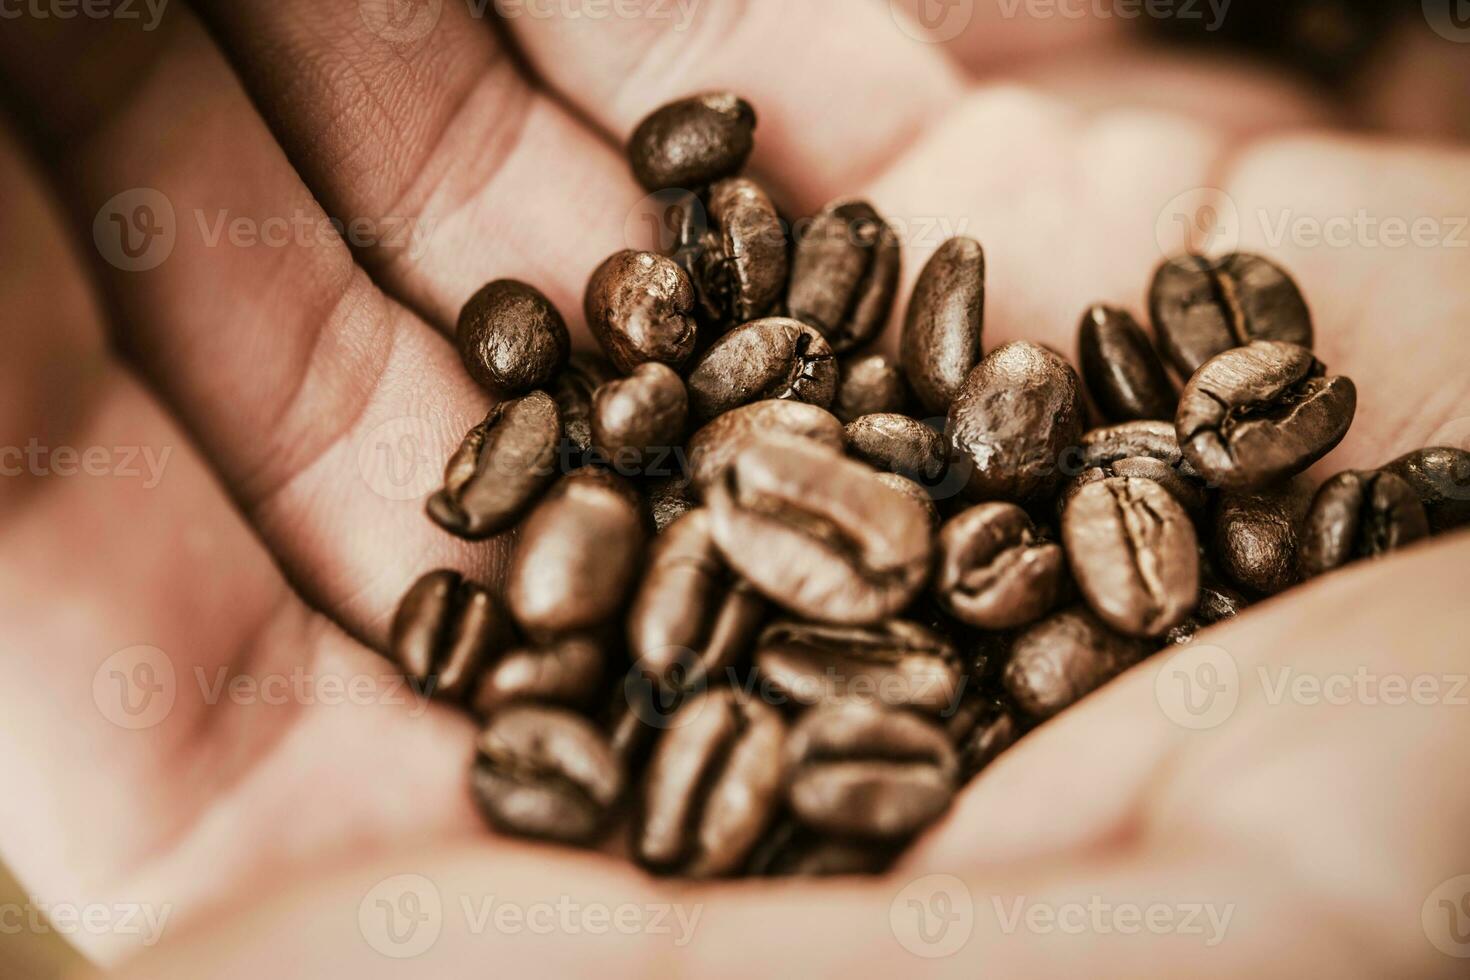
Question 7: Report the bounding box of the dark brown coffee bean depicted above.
[627,509,767,690]
[1077,304,1177,422]
[472,634,606,717]
[1176,341,1356,490]
[390,569,514,703]
[947,341,1086,504]
[873,473,940,529]
[636,688,785,877]
[455,280,570,395]
[1299,470,1430,577]
[1063,477,1200,638]
[844,413,947,485]
[708,435,934,624]
[1213,474,1315,596]
[685,401,845,498]
[947,695,1019,778]
[936,502,1066,630]
[1381,447,1470,534]
[551,352,618,465]
[1058,420,1210,518]
[754,620,962,714]
[426,392,562,540]
[746,819,900,877]
[644,477,699,533]
[786,701,957,840]
[1149,252,1313,378]
[679,177,788,329]
[591,362,688,465]
[506,470,645,639]
[1003,607,1153,720]
[902,237,985,416]
[628,93,756,192]
[584,250,698,373]
[786,200,900,353]
[471,704,623,846]
[833,353,909,423]
[1164,579,1249,646]
[686,317,836,421]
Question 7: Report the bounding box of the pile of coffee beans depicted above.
[389,92,1469,877]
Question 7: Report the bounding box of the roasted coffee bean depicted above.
[754,620,962,714]
[902,236,985,415]
[1058,420,1209,517]
[390,570,514,703]
[786,701,957,839]
[1299,470,1430,577]
[636,688,786,877]
[1063,477,1200,638]
[708,435,934,624]
[1077,304,1177,422]
[1164,579,1248,646]
[427,392,562,540]
[584,250,698,373]
[935,503,1066,630]
[471,704,623,846]
[1213,474,1315,596]
[506,470,646,640]
[628,93,756,192]
[456,280,570,395]
[627,509,767,690]
[1149,252,1313,378]
[844,413,947,485]
[833,353,909,423]
[1381,447,1470,534]
[746,819,899,877]
[948,696,1019,778]
[679,177,787,329]
[1176,341,1356,490]
[591,362,688,465]
[874,473,939,529]
[1003,607,1153,720]
[786,200,900,353]
[947,341,1086,504]
[472,634,606,717]
[644,477,699,533]
[686,317,836,421]
[551,352,618,465]
[685,401,845,498]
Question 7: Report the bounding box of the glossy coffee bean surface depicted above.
[456,280,570,395]
[902,236,985,415]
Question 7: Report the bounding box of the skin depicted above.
[0,3,1468,976]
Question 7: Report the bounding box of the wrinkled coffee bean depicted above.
[686,401,845,497]
[708,436,934,624]
[628,93,756,192]
[644,477,699,533]
[471,704,623,846]
[1299,470,1430,577]
[584,250,698,373]
[834,353,909,423]
[947,341,1087,504]
[591,362,688,464]
[686,317,836,421]
[636,688,785,877]
[873,473,939,529]
[786,200,900,353]
[786,701,957,839]
[1063,477,1200,638]
[902,237,985,416]
[844,413,947,485]
[679,177,787,329]
[1381,447,1470,534]
[936,502,1067,630]
[1149,252,1313,378]
[1003,606,1153,720]
[754,620,963,714]
[746,819,899,877]
[390,569,514,703]
[1058,420,1210,517]
[472,634,606,717]
[1213,474,1315,596]
[456,280,570,395]
[1077,304,1176,422]
[427,392,562,540]
[552,352,618,465]
[1164,579,1249,646]
[1176,341,1356,490]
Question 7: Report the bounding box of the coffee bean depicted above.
[426,391,562,540]
[627,509,767,691]
[1176,341,1356,490]
[1381,447,1470,534]
[1164,579,1248,646]
[552,352,618,466]
[686,317,836,421]
[1063,477,1200,638]
[584,250,698,373]
[947,695,1019,778]
[591,362,688,466]
[636,688,786,877]
[644,477,699,533]
[1149,252,1313,378]
[456,280,570,395]
[754,620,962,714]
[628,93,756,192]
[833,353,909,422]
[844,413,947,485]
[873,472,939,529]
[746,819,899,877]
[1299,470,1429,577]
[947,341,1086,504]
[679,177,788,329]
[506,470,645,640]
[786,200,900,353]
[1213,473,1315,596]
[1003,606,1153,720]
[1058,420,1210,518]
[685,401,845,498]
[935,502,1066,630]
[472,634,606,717]
[708,435,934,624]
[471,704,624,846]
[902,236,985,416]
[390,569,514,703]
[1077,304,1176,422]
[786,701,957,839]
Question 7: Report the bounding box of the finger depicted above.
[887,0,1124,69]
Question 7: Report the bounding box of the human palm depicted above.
[1,3,1468,975]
